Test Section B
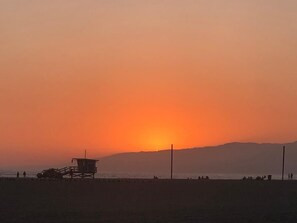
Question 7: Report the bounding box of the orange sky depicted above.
[1,1,297,167]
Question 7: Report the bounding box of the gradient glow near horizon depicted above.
[1,0,297,167]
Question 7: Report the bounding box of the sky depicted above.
[1,0,297,167]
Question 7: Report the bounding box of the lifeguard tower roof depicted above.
[72,158,99,162]
[72,158,99,176]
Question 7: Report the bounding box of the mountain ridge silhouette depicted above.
[99,141,297,175]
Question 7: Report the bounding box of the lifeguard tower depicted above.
[37,151,99,179]
[68,158,98,179]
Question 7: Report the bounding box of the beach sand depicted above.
[0,178,297,223]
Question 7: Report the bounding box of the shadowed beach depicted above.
[1,179,297,223]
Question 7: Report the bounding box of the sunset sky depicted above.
[1,1,297,167]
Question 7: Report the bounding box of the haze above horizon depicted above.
[1,0,297,167]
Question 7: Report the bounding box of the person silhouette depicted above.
[17,172,19,178]
[23,171,26,178]
[70,168,73,179]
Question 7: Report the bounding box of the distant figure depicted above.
[267,175,272,181]
[23,171,26,178]
[70,168,73,179]
[16,172,19,178]
[256,176,262,181]
[291,173,294,180]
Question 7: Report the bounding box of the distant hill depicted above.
[99,142,297,176]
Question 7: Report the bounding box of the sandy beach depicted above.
[1,178,297,223]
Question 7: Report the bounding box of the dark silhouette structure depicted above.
[69,158,98,178]
[37,157,99,179]
[282,146,285,181]
[37,168,63,179]
[170,144,173,180]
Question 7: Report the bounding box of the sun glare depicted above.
[139,129,174,151]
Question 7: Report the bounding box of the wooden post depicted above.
[282,146,285,181]
[171,144,173,180]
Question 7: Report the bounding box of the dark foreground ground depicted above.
[1,178,297,223]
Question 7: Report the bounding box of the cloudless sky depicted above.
[1,0,297,167]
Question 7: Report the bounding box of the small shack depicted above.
[71,158,99,179]
[37,157,99,179]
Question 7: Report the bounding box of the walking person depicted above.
[16,172,19,178]
[70,168,73,179]
[23,171,26,178]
